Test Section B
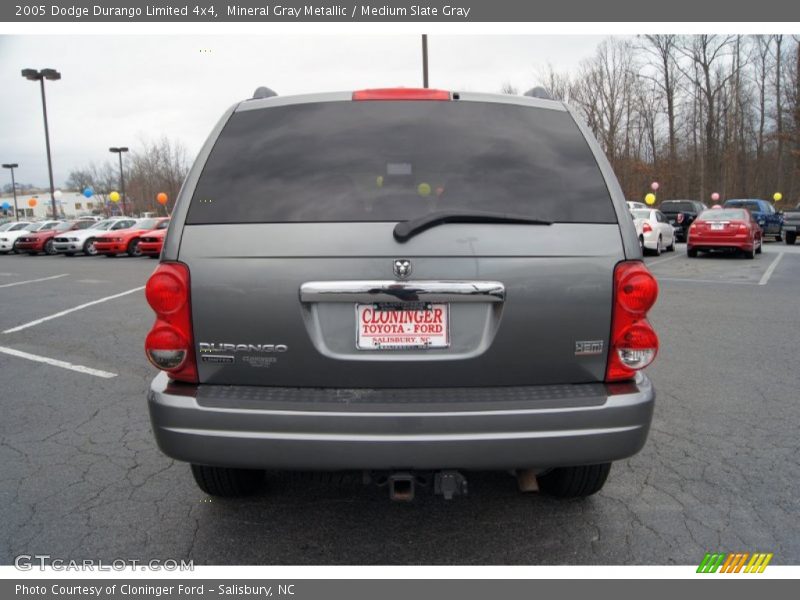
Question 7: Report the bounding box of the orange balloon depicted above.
[156,192,168,205]
[28,198,37,207]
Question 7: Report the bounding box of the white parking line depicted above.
[657,277,755,285]
[0,273,69,288]
[759,252,784,286]
[646,254,683,267]
[0,345,117,379]
[2,286,145,334]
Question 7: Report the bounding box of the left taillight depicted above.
[144,261,197,383]
[606,261,659,382]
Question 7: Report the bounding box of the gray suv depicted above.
[145,87,659,501]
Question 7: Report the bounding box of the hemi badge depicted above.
[575,340,604,356]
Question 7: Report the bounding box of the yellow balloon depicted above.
[645,193,656,205]
[773,192,782,202]
[417,182,431,197]
[109,191,120,203]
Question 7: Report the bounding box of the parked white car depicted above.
[52,218,137,256]
[630,209,676,256]
[0,221,58,253]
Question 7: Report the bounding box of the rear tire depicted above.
[667,237,675,252]
[687,247,698,258]
[744,245,756,259]
[786,232,797,245]
[190,464,264,497]
[538,463,611,498]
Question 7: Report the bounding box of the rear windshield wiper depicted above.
[394,210,553,242]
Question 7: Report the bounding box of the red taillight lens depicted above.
[617,267,658,316]
[642,222,652,233]
[606,261,659,382]
[352,88,451,101]
[146,269,186,314]
[145,262,197,383]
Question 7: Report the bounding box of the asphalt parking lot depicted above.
[1,244,799,565]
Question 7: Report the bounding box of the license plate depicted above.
[711,223,724,230]
[356,303,449,350]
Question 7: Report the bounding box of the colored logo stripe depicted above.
[697,552,773,573]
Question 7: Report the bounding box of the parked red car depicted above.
[16,220,96,255]
[94,217,169,257]
[687,208,762,259]
[139,227,167,258]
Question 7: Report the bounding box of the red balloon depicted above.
[156,192,168,205]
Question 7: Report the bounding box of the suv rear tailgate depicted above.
[179,221,622,387]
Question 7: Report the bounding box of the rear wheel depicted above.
[83,238,98,256]
[667,237,675,252]
[744,245,756,259]
[653,236,662,256]
[687,247,698,258]
[786,232,797,245]
[538,463,611,498]
[190,464,264,497]
[127,238,142,257]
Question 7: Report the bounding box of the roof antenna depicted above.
[252,86,278,99]
[523,87,552,100]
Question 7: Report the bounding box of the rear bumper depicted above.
[688,237,753,251]
[148,372,656,470]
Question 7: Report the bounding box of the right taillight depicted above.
[642,222,652,233]
[145,262,197,383]
[606,261,659,382]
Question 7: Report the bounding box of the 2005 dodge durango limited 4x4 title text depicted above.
[145,87,659,501]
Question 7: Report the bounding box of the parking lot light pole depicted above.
[109,147,129,215]
[22,68,60,220]
[422,34,429,88]
[2,163,19,219]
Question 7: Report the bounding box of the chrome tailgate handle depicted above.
[300,281,505,303]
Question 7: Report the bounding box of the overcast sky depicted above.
[0,34,611,188]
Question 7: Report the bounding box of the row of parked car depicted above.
[0,216,169,258]
[627,198,792,259]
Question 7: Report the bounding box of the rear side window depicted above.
[187,101,616,224]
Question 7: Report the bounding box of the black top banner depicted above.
[3,0,800,22]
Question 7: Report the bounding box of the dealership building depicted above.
[0,190,109,219]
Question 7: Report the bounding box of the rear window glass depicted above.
[725,201,762,212]
[660,201,694,212]
[631,210,651,219]
[187,101,616,224]
[698,209,747,221]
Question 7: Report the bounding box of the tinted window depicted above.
[660,201,694,212]
[187,101,616,224]
[725,200,762,212]
[631,209,650,220]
